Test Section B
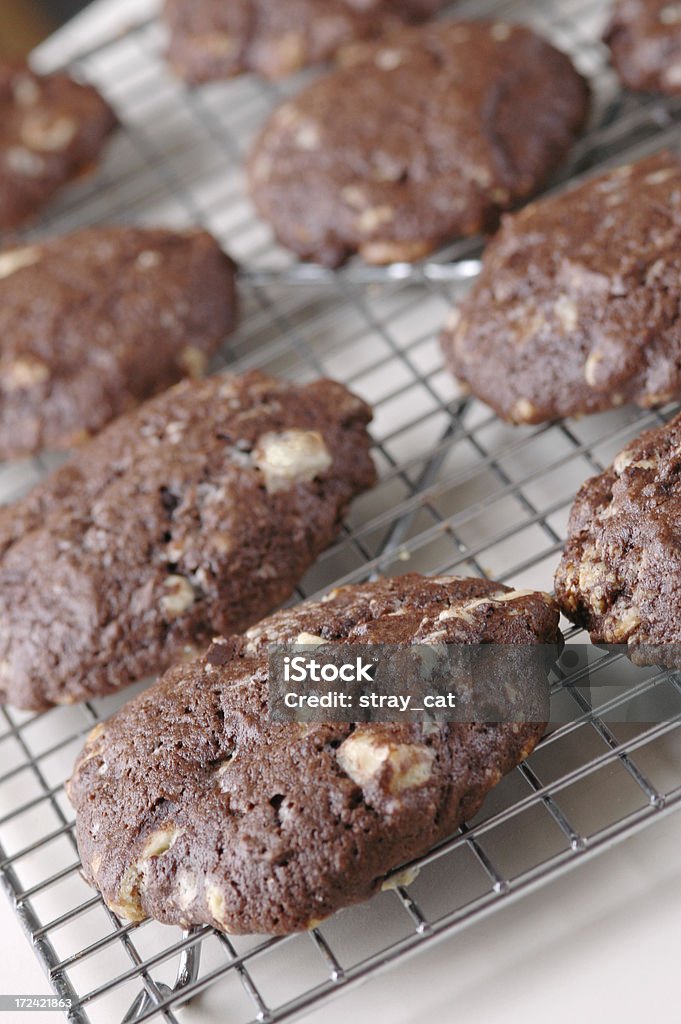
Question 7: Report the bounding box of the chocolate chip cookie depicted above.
[248,20,589,267]
[0,60,117,230]
[442,151,681,424]
[0,371,375,711]
[0,226,238,459]
[605,0,681,94]
[164,0,444,83]
[555,412,681,667]
[67,574,560,935]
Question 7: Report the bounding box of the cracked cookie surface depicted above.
[68,574,560,935]
[0,371,375,710]
[248,20,589,266]
[442,151,681,424]
[0,226,238,459]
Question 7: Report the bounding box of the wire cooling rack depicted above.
[2,0,681,1020]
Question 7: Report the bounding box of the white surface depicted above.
[31,0,160,71]
[2,811,680,1023]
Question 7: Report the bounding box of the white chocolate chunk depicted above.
[179,345,208,378]
[645,168,676,185]
[356,205,395,233]
[614,448,658,475]
[614,448,635,475]
[376,48,403,70]
[381,865,421,891]
[141,826,182,859]
[446,308,462,332]
[21,114,77,152]
[272,31,305,73]
[3,357,50,390]
[337,733,434,793]
[610,606,641,640]
[341,184,367,209]
[109,827,182,920]
[359,239,432,263]
[12,75,40,107]
[206,882,230,930]
[295,123,320,150]
[664,64,681,86]
[487,588,539,602]
[296,632,327,647]
[0,246,40,279]
[305,916,328,930]
[584,350,605,387]
[136,249,162,269]
[5,147,45,176]
[176,871,199,910]
[438,601,488,624]
[554,295,579,332]
[254,430,332,493]
[86,723,105,745]
[490,22,512,40]
[510,398,537,422]
[438,588,542,623]
[161,575,195,617]
[108,864,146,921]
[661,3,681,23]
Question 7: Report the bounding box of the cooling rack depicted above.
[2,0,681,1020]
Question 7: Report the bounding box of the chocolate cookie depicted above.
[248,20,589,267]
[67,574,560,935]
[0,226,238,459]
[0,60,117,230]
[164,0,444,83]
[442,151,681,424]
[0,371,375,711]
[605,0,681,94]
[555,413,681,667]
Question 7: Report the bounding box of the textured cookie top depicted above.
[0,226,238,459]
[0,61,117,230]
[241,573,560,648]
[68,574,559,935]
[0,371,375,711]
[248,20,589,266]
[555,412,681,661]
[605,0,681,94]
[442,151,681,424]
[164,0,444,83]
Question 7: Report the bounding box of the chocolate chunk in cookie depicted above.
[442,151,681,425]
[248,20,589,267]
[605,0,681,94]
[0,226,238,459]
[67,574,560,935]
[555,412,681,667]
[0,371,375,711]
[0,60,117,230]
[164,0,444,83]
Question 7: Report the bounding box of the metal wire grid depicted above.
[1,0,681,1020]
